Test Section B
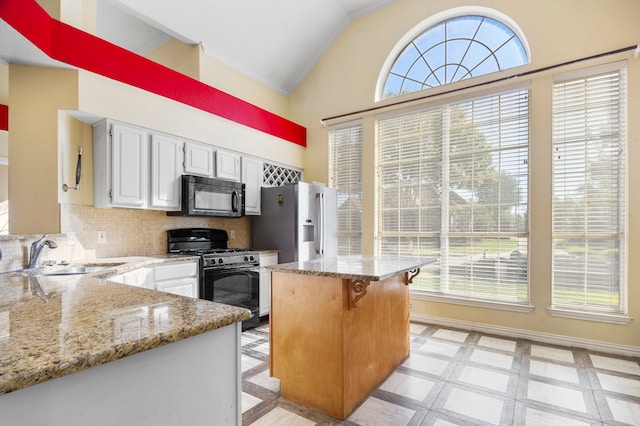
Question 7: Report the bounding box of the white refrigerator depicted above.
[252,182,337,263]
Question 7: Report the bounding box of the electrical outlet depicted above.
[409,302,414,311]
[97,230,107,244]
[230,230,236,239]
[67,232,77,246]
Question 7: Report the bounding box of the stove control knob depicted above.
[249,255,255,261]
[218,258,224,264]
[244,256,249,261]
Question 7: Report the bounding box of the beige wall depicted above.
[58,112,93,207]
[289,0,640,348]
[9,66,79,234]
[59,0,96,33]
[147,37,292,133]
[198,51,291,118]
[146,39,201,80]
[0,62,7,104]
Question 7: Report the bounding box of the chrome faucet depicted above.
[28,235,58,269]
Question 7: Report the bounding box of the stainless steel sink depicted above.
[35,263,123,276]
[5,262,125,277]
[37,265,113,275]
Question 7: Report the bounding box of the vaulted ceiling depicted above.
[0,0,398,95]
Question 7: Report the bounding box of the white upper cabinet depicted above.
[150,133,183,211]
[215,149,241,181]
[242,156,263,215]
[184,141,214,177]
[94,118,287,215]
[94,120,149,209]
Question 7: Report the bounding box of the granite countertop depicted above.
[0,255,250,396]
[268,255,436,281]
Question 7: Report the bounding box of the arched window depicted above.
[379,14,529,100]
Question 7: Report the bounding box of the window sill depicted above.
[547,307,633,325]
[411,291,534,313]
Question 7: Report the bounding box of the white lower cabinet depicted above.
[153,261,198,298]
[259,252,278,316]
[111,261,198,298]
[108,266,153,288]
[0,322,242,425]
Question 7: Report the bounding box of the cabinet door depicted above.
[153,261,198,298]
[215,149,241,181]
[184,141,214,177]
[155,280,197,298]
[242,156,263,215]
[259,252,278,316]
[150,133,182,210]
[110,122,149,208]
[109,267,153,288]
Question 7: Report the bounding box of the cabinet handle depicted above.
[232,190,239,212]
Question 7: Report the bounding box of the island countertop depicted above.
[0,255,250,396]
[268,255,436,281]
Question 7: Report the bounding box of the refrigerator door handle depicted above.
[315,193,325,255]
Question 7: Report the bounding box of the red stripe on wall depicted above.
[0,104,7,131]
[0,0,306,147]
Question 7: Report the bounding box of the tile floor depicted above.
[241,321,640,425]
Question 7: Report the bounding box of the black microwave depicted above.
[168,175,245,218]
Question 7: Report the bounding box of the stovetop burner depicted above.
[176,248,256,256]
[168,228,259,268]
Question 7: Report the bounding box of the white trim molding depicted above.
[410,313,640,357]
[411,291,534,313]
[547,307,633,325]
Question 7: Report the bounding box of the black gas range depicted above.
[167,228,260,330]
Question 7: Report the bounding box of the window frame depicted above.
[328,120,363,255]
[375,6,531,102]
[374,82,532,311]
[548,61,629,324]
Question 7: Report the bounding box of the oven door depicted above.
[201,267,260,330]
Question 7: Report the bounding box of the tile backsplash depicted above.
[0,204,251,272]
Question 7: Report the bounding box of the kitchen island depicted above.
[0,256,250,426]
[268,255,435,420]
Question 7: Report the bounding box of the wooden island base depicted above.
[270,270,410,420]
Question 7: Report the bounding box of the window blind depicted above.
[376,88,529,303]
[552,65,627,314]
[329,123,363,255]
